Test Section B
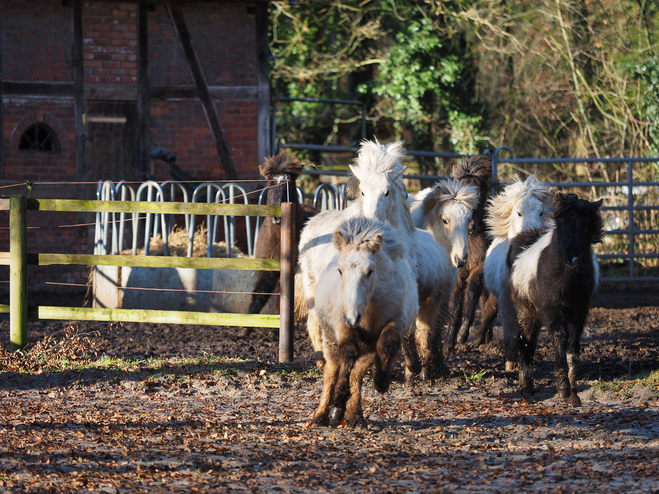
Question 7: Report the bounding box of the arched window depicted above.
[18,124,61,152]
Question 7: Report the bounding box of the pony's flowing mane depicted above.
[421,177,480,218]
[259,150,303,178]
[486,175,554,238]
[346,140,406,197]
[454,155,492,182]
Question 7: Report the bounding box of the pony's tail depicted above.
[294,271,308,324]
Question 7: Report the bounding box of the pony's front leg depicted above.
[345,354,376,428]
[547,312,571,403]
[565,319,586,407]
[306,310,325,367]
[499,286,520,371]
[329,322,359,426]
[313,349,339,426]
[516,305,541,397]
[373,321,402,393]
[402,325,421,385]
[444,275,467,358]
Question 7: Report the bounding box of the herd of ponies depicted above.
[252,139,604,427]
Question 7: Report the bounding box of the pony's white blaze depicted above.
[440,200,472,267]
[337,249,378,328]
[510,230,552,300]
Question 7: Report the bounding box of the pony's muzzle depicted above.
[272,217,281,225]
[454,255,467,268]
[342,312,361,329]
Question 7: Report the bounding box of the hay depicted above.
[125,226,248,258]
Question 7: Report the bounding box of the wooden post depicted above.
[10,196,27,351]
[279,202,295,362]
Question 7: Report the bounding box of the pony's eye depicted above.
[361,191,365,196]
[366,269,373,277]
[540,211,543,217]
[338,269,343,276]
[517,212,522,217]
[442,218,449,225]
[384,190,390,196]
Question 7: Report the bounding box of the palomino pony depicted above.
[507,193,603,406]
[443,156,493,355]
[246,151,318,324]
[481,175,554,370]
[313,216,418,427]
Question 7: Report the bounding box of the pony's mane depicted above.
[337,216,405,258]
[258,151,303,179]
[486,174,554,238]
[421,177,480,218]
[553,193,604,244]
[455,155,492,183]
[346,139,406,197]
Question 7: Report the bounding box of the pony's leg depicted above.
[547,310,571,402]
[474,292,497,345]
[373,322,402,393]
[444,272,467,358]
[457,268,485,345]
[415,300,446,381]
[565,318,586,407]
[306,310,325,367]
[499,286,520,372]
[517,304,541,397]
[402,325,421,384]
[313,344,339,426]
[241,271,279,336]
[329,323,359,426]
[345,354,376,428]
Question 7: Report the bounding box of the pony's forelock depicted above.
[421,177,479,217]
[486,174,554,238]
[353,139,406,178]
[553,193,604,244]
[336,216,405,258]
[455,155,492,182]
[259,150,303,179]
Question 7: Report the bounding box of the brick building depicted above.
[0,1,270,290]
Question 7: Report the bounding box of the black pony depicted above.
[506,193,603,406]
[245,152,318,326]
[444,155,495,355]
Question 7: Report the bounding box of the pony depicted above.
[480,175,554,369]
[312,216,418,427]
[443,156,493,356]
[245,151,318,333]
[507,193,603,406]
[298,139,457,382]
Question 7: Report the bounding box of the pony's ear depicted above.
[333,231,348,251]
[349,164,362,181]
[592,198,604,210]
[365,234,383,253]
[553,192,564,205]
[391,166,407,181]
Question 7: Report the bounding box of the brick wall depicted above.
[1,0,265,290]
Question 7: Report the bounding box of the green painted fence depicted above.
[0,196,297,362]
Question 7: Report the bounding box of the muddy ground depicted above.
[0,286,658,492]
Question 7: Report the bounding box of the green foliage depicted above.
[631,55,659,160]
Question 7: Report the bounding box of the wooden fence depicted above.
[0,196,297,362]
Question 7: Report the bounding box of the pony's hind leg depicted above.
[444,274,467,357]
[373,322,402,393]
[242,271,280,336]
[457,269,485,345]
[402,325,421,385]
[474,292,497,345]
[547,311,572,403]
[415,300,446,381]
[306,310,325,367]
[345,354,376,428]
[499,286,521,372]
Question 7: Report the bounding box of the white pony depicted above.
[298,139,457,382]
[482,175,554,371]
[312,216,418,427]
[410,178,480,269]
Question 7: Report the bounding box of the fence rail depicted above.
[2,196,296,362]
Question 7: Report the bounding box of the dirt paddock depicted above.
[1,286,658,492]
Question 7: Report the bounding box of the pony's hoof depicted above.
[328,407,345,427]
[457,325,469,344]
[520,384,535,398]
[313,413,329,426]
[314,352,325,369]
[505,361,517,372]
[373,369,392,394]
[420,366,432,382]
[345,413,367,429]
[565,393,582,407]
